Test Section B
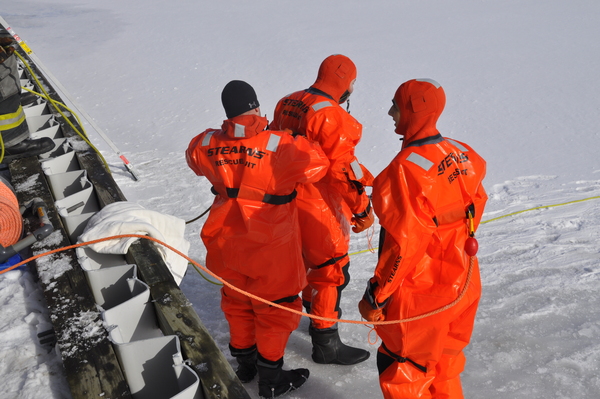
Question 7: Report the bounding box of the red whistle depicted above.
[465,237,479,257]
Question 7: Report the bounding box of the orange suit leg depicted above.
[377,347,435,399]
[305,258,350,329]
[429,291,480,399]
[221,284,255,351]
[222,284,302,362]
[429,352,465,399]
[375,281,480,398]
[296,187,351,329]
[252,295,302,361]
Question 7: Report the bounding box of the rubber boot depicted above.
[1,138,55,163]
[309,326,370,365]
[257,354,309,398]
[230,344,258,383]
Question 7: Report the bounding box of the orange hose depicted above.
[0,234,474,327]
[0,179,22,247]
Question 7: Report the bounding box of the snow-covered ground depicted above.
[1,1,600,398]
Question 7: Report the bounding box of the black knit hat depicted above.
[221,80,260,119]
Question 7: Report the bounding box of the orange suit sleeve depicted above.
[273,134,330,188]
[186,131,209,177]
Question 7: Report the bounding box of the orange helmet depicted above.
[311,54,357,103]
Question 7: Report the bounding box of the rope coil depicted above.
[0,178,22,247]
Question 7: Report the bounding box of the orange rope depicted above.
[365,223,376,253]
[0,234,475,326]
[0,180,22,247]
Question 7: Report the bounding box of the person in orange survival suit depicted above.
[270,54,374,366]
[186,80,329,398]
[358,78,488,398]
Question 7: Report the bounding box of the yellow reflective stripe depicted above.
[0,105,26,131]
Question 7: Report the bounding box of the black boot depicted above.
[2,138,55,163]
[230,344,258,383]
[309,326,370,365]
[257,354,309,398]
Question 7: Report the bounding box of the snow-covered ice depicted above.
[1,1,599,398]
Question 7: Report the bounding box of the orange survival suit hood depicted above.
[311,54,357,103]
[393,78,446,144]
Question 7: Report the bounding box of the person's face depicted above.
[388,100,400,128]
[339,79,356,104]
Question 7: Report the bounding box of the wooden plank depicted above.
[9,156,132,399]
[76,152,126,207]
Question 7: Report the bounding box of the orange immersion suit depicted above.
[366,79,488,398]
[186,114,329,361]
[270,55,373,329]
